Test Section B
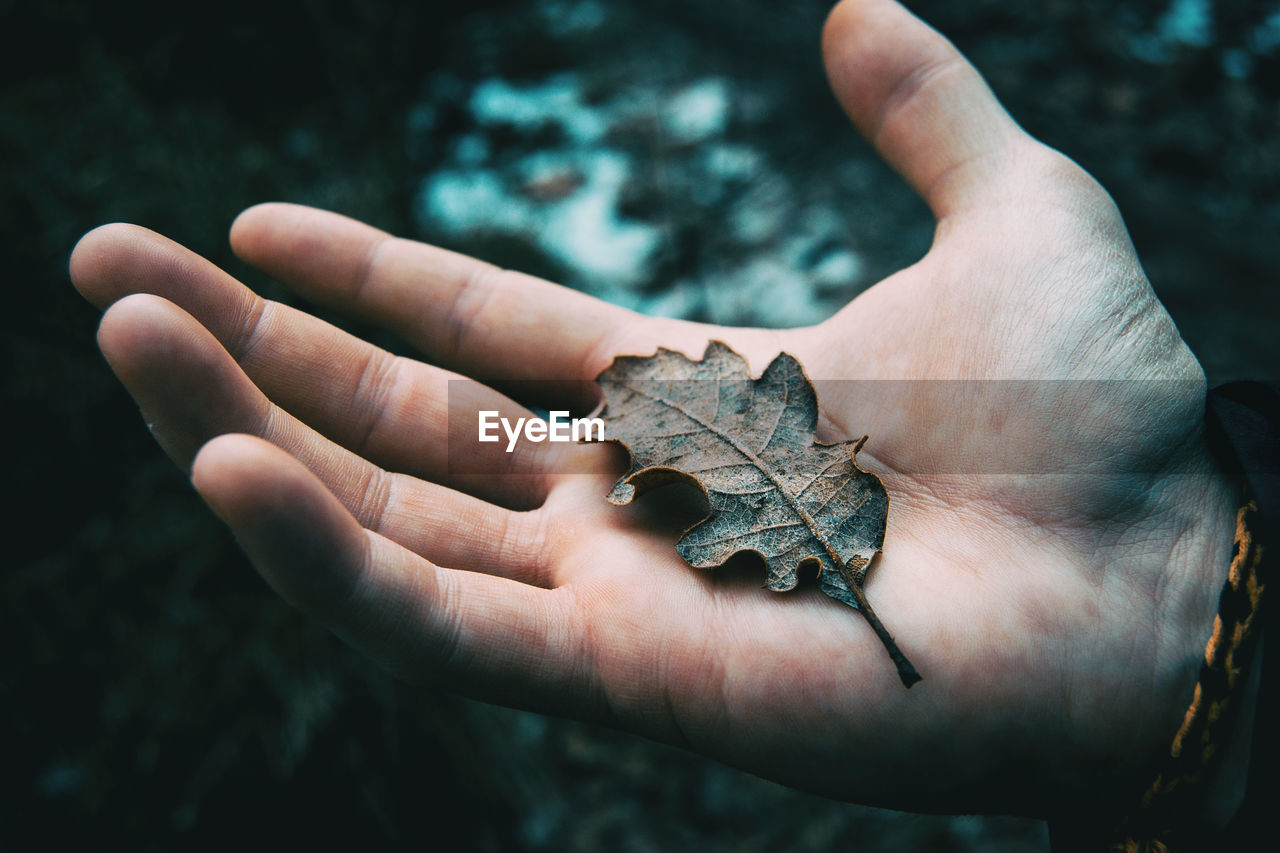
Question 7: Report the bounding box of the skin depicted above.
[69,0,1243,832]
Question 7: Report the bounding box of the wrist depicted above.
[1115,487,1265,848]
[1044,422,1243,824]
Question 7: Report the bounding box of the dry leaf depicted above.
[596,341,920,687]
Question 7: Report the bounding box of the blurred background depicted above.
[4,0,1278,849]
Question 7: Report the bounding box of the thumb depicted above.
[822,0,1033,219]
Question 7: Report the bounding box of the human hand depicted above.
[69,0,1239,825]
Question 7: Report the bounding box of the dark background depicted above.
[4,0,1277,850]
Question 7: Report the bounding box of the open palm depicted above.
[71,0,1235,823]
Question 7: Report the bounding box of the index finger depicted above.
[192,434,600,713]
[230,203,657,406]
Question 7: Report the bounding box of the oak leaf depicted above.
[596,341,920,687]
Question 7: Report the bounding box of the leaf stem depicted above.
[838,563,921,688]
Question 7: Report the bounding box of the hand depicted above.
[70,0,1238,824]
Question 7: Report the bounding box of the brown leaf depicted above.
[596,341,920,687]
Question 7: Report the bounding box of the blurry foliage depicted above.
[3,0,1277,849]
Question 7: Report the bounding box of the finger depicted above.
[228,202,662,404]
[70,222,564,508]
[97,293,552,584]
[191,434,599,714]
[822,0,1035,218]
